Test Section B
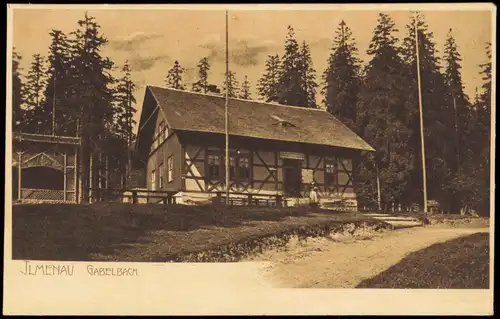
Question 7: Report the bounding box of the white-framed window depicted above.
[159,163,164,188]
[152,121,169,152]
[168,156,174,182]
[325,157,337,187]
[325,163,336,173]
[206,153,250,181]
[208,154,221,180]
[151,169,156,190]
[158,121,165,143]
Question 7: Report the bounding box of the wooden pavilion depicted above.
[12,132,81,203]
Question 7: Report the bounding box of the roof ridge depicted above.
[146,84,326,112]
[144,84,375,152]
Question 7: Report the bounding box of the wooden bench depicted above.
[321,200,357,211]
[215,192,286,208]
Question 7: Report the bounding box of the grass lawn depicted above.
[12,203,385,262]
[356,232,490,289]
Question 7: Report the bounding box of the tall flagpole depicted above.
[52,74,56,136]
[415,16,428,213]
[225,10,230,205]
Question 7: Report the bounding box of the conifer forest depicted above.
[12,12,492,215]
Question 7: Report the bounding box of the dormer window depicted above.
[277,121,295,127]
[270,114,296,128]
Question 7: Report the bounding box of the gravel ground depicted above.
[250,223,490,288]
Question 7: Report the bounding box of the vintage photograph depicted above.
[9,4,493,292]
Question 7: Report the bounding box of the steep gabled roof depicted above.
[139,85,375,152]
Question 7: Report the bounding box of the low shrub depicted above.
[425,215,490,228]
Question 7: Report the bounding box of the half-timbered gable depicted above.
[135,85,375,207]
[146,130,183,192]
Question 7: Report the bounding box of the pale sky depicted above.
[12,6,493,134]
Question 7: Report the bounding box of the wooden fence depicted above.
[88,188,178,204]
[88,188,288,208]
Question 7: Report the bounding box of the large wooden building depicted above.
[135,86,375,207]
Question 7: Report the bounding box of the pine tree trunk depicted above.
[89,151,93,203]
[80,135,89,203]
[99,151,104,201]
[105,155,109,190]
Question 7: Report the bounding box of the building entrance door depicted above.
[283,159,302,197]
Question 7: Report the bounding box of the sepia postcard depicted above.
[4,3,495,315]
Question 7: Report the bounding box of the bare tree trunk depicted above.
[80,138,89,203]
[89,152,93,203]
[99,151,104,201]
[105,155,109,189]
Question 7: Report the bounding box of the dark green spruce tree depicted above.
[477,42,491,146]
[70,12,116,202]
[192,57,210,93]
[471,42,492,215]
[443,28,475,212]
[222,70,239,98]
[110,60,137,188]
[43,29,73,136]
[443,28,470,165]
[23,54,48,134]
[401,12,454,212]
[12,48,24,132]
[240,75,251,99]
[114,61,137,149]
[257,54,281,102]
[298,41,318,108]
[277,26,304,106]
[356,13,414,211]
[166,60,185,90]
[322,20,362,131]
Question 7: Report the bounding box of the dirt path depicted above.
[251,225,490,288]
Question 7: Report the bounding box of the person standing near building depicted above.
[309,182,320,207]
